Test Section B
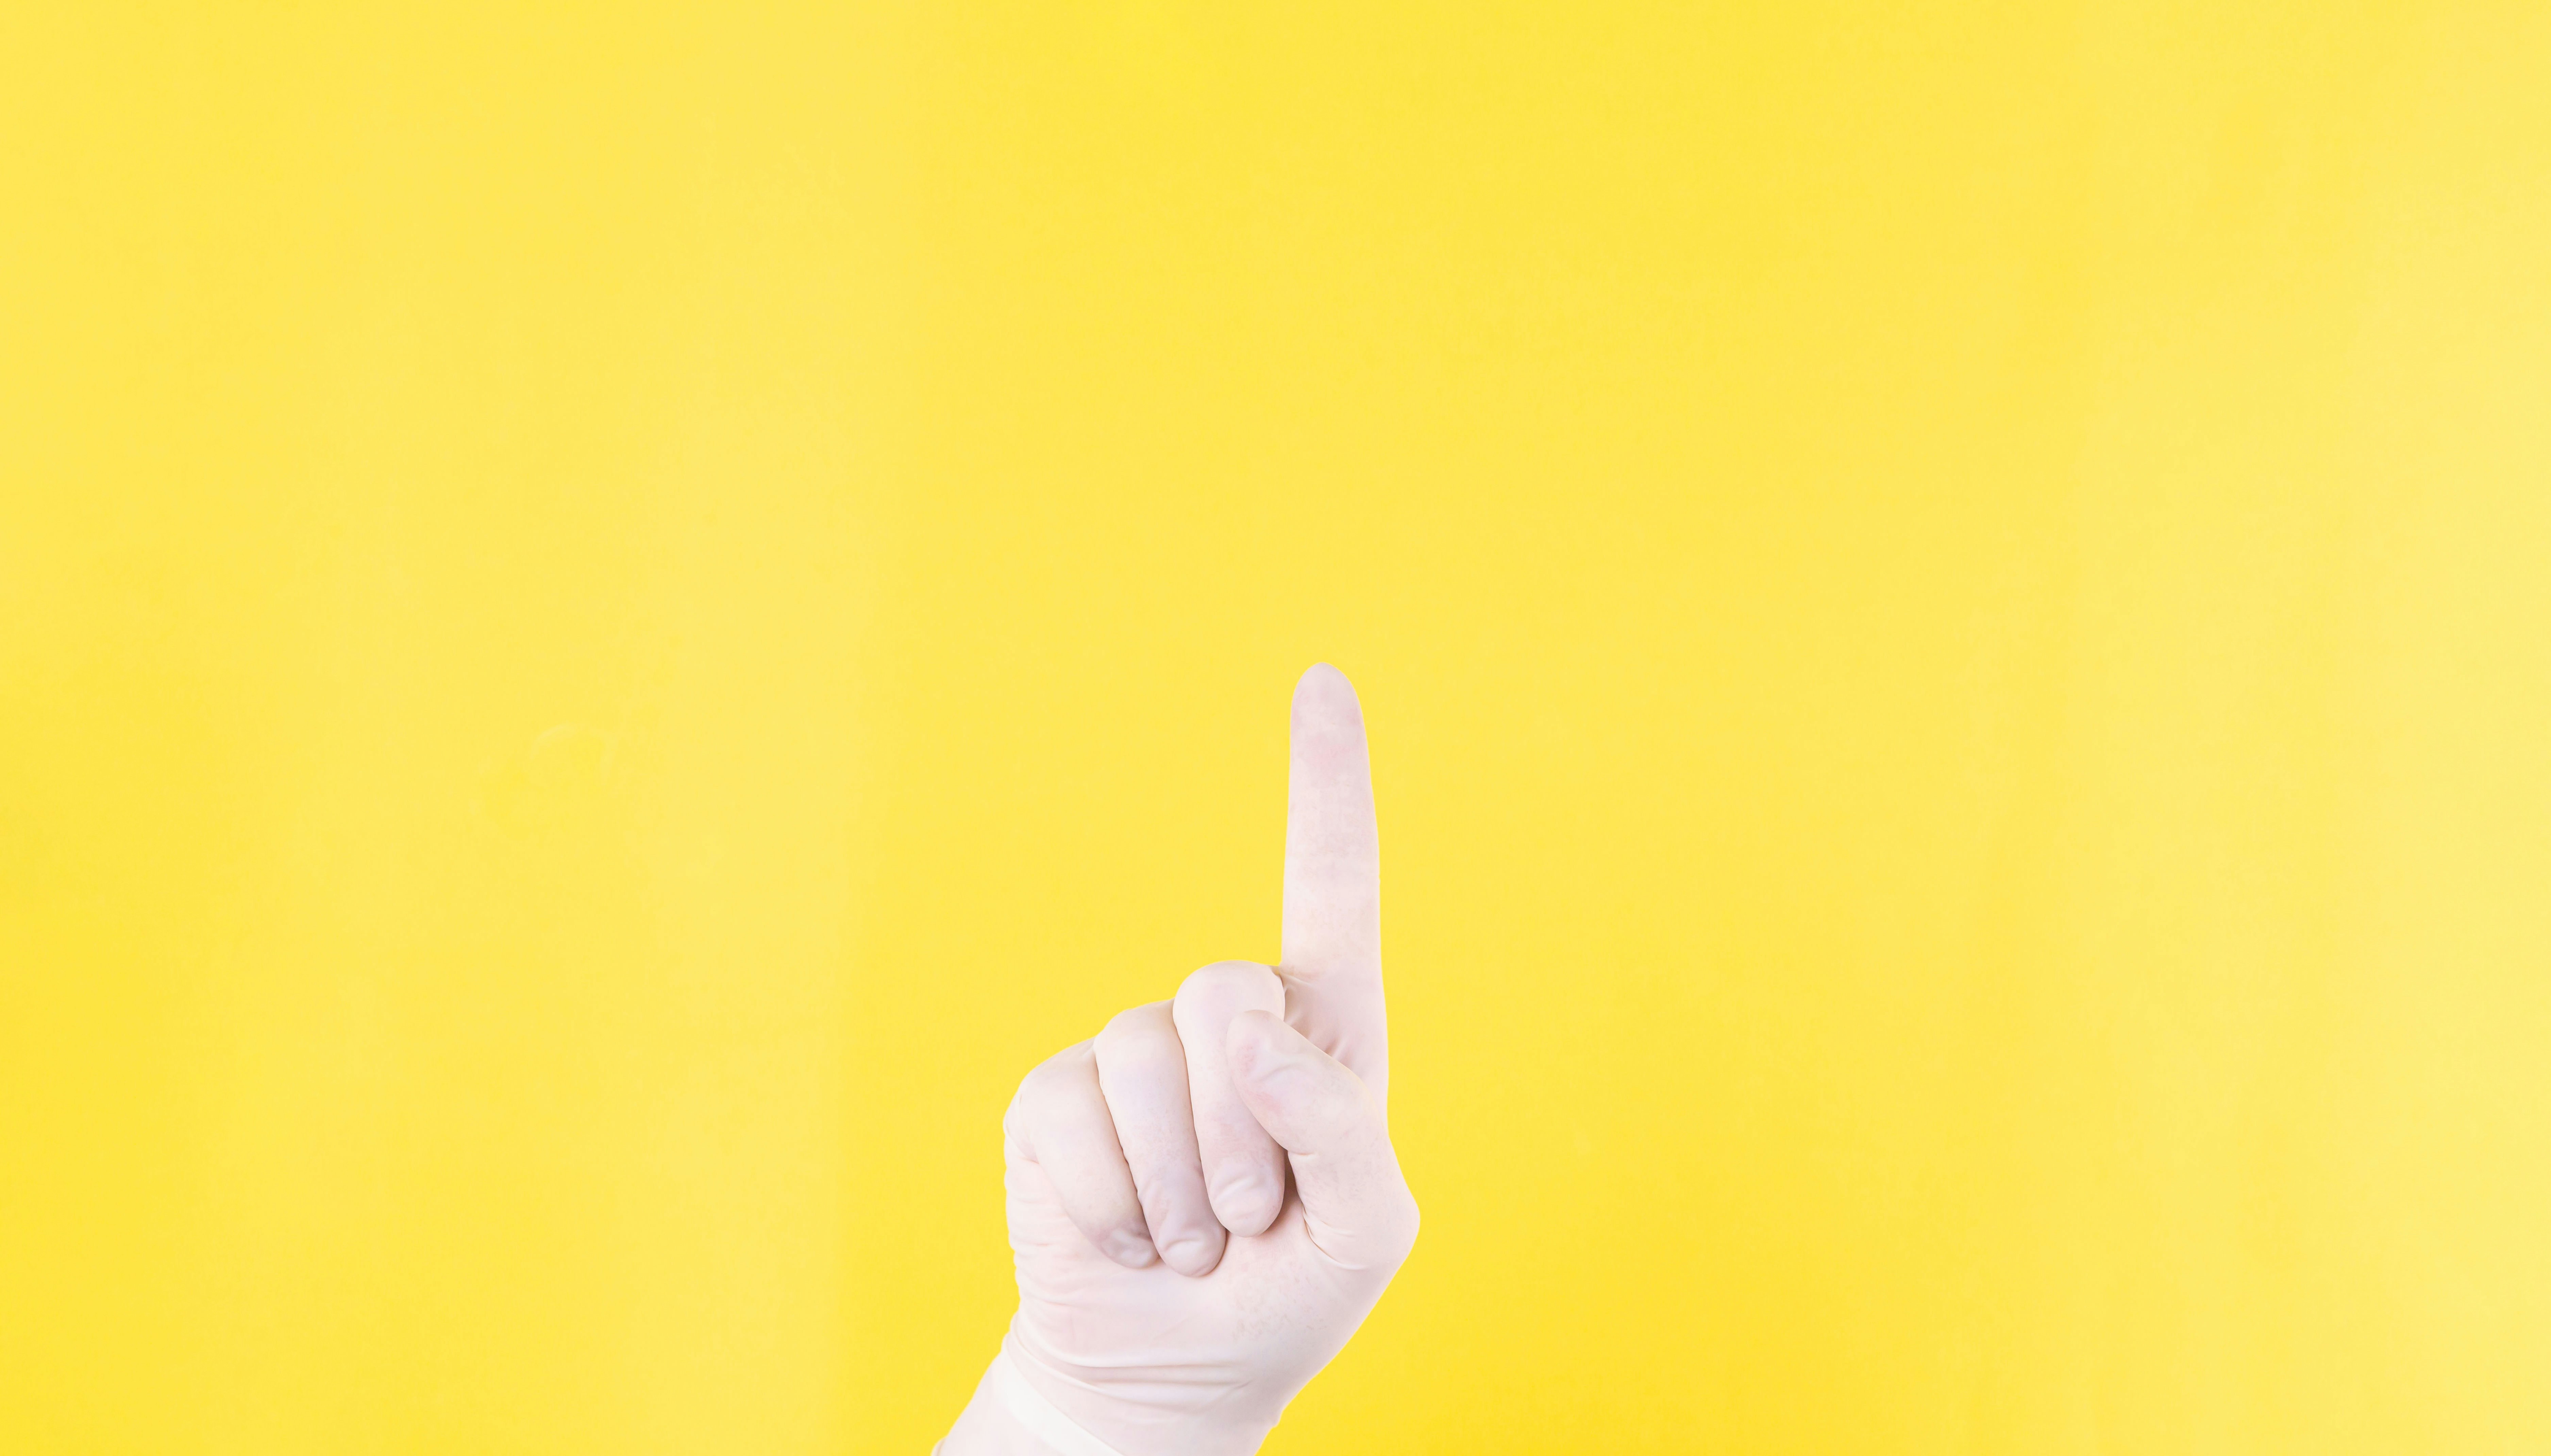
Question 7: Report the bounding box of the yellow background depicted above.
[6,3,2547,1452]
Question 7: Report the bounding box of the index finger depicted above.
[1278,663,1389,1098]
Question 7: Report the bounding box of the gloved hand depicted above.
[940,664,1419,1456]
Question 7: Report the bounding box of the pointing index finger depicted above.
[1279,663,1389,1099]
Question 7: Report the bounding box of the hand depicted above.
[941,665,1419,1456]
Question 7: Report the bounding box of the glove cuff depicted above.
[939,1346,1127,1456]
[985,1347,1127,1456]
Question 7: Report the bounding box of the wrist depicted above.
[940,1348,1126,1456]
[942,1341,1274,1456]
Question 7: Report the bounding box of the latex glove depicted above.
[940,664,1419,1456]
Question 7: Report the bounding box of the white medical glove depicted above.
[940,664,1419,1456]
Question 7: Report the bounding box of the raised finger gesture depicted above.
[940,665,1420,1456]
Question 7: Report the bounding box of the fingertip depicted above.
[1102,1228,1159,1269]
[1209,1167,1284,1237]
[1156,1228,1226,1277]
[1291,663,1363,727]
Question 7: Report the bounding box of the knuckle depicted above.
[1381,1193,1422,1262]
[1096,1001,1168,1050]
[1096,1005,1182,1081]
[1003,1079,1040,1144]
[1175,959,1282,1012]
[1012,1041,1091,1112]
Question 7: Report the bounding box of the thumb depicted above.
[1228,1010,1420,1274]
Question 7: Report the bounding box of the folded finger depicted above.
[1005,1042,1156,1269]
[1173,960,1290,1236]
[1094,1001,1225,1276]
[1230,1010,1419,1277]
